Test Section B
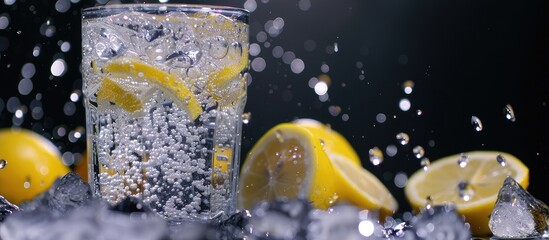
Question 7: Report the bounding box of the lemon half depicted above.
[238,123,337,210]
[405,151,529,236]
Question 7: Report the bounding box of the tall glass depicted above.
[81,4,249,222]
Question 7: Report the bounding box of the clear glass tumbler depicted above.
[81,4,249,222]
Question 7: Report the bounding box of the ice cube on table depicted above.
[0,195,19,222]
[308,203,386,240]
[489,177,549,239]
[21,172,92,214]
[411,204,471,240]
[247,198,312,240]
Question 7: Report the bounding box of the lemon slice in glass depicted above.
[238,123,337,210]
[102,58,202,120]
[405,151,529,236]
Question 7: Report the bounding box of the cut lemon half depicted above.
[293,118,361,166]
[96,77,142,113]
[238,123,336,210]
[102,58,202,120]
[405,151,529,236]
[331,153,398,219]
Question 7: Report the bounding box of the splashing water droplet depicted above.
[496,154,507,167]
[402,80,415,94]
[0,159,6,169]
[471,116,483,132]
[396,132,409,145]
[420,158,430,171]
[275,130,284,143]
[369,147,383,166]
[458,153,469,168]
[413,146,425,159]
[457,181,474,202]
[242,112,252,124]
[504,104,516,122]
[23,177,31,189]
[425,196,433,209]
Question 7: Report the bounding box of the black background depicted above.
[0,0,547,213]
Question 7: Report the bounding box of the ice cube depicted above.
[1,199,168,240]
[308,203,386,240]
[0,195,19,222]
[246,198,312,240]
[21,172,92,214]
[411,204,471,240]
[489,177,549,238]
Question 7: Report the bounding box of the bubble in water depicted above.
[396,132,409,145]
[208,36,228,59]
[402,80,414,94]
[457,181,474,201]
[0,159,6,169]
[496,154,507,167]
[369,147,383,166]
[504,104,516,122]
[471,116,483,132]
[458,153,469,168]
[420,158,430,171]
[242,112,252,124]
[413,145,425,159]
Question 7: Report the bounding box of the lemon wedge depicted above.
[238,123,337,210]
[96,77,142,113]
[293,118,361,166]
[207,46,249,101]
[102,58,202,120]
[330,153,398,219]
[405,151,529,236]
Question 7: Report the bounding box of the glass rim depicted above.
[82,4,249,19]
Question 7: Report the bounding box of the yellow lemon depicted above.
[238,123,337,210]
[405,151,529,236]
[293,118,361,165]
[101,58,202,120]
[330,153,398,219]
[207,46,249,101]
[96,77,143,113]
[0,128,69,204]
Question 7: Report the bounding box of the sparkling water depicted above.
[81,5,249,223]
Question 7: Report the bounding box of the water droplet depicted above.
[413,146,425,159]
[399,98,411,111]
[457,181,474,202]
[369,147,383,166]
[496,154,506,167]
[396,132,409,145]
[504,104,516,122]
[23,177,31,189]
[402,80,415,94]
[458,153,469,168]
[420,158,430,171]
[425,196,433,209]
[0,159,6,169]
[471,116,483,132]
[242,112,252,124]
[275,130,284,143]
[208,36,228,59]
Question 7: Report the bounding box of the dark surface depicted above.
[0,0,547,215]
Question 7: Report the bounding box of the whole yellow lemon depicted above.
[0,128,69,204]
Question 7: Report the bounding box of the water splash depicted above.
[496,154,507,167]
[458,153,469,168]
[413,145,425,159]
[368,147,383,166]
[402,80,414,94]
[242,112,252,124]
[420,158,430,171]
[457,181,474,202]
[425,196,433,209]
[504,104,516,122]
[0,159,6,169]
[471,116,483,132]
[396,132,409,145]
